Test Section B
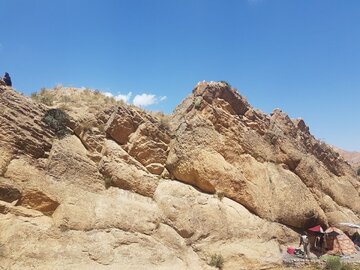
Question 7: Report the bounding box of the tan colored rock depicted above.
[105,106,144,145]
[0,87,54,158]
[0,213,208,270]
[126,122,170,166]
[167,81,360,229]
[161,168,171,179]
[0,200,45,217]
[295,157,360,215]
[53,188,161,233]
[0,182,21,203]
[72,107,114,153]
[0,148,13,176]
[146,163,165,175]
[1,82,360,270]
[99,140,159,197]
[154,180,297,268]
[46,135,105,191]
[16,190,59,214]
[5,157,46,184]
[333,146,360,170]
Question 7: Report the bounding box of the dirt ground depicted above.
[279,251,360,270]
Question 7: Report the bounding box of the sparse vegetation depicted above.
[219,80,231,88]
[341,264,359,270]
[158,113,170,129]
[194,97,202,109]
[42,108,71,137]
[104,175,112,189]
[148,111,171,130]
[30,85,127,116]
[58,103,71,111]
[209,254,224,269]
[357,167,360,176]
[216,191,225,201]
[31,88,55,106]
[325,256,342,270]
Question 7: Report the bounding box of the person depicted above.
[352,232,360,249]
[299,232,310,259]
[314,234,325,254]
[3,72,12,87]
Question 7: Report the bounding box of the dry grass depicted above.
[30,86,126,117]
[148,111,171,130]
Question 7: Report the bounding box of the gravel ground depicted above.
[282,251,360,268]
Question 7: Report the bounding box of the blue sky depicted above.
[1,0,360,150]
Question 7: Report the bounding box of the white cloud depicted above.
[103,92,113,97]
[100,91,166,107]
[115,92,132,103]
[102,91,132,103]
[133,93,156,107]
[133,93,167,107]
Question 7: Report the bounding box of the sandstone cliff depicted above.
[0,82,359,270]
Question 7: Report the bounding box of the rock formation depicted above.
[333,146,360,171]
[0,82,359,270]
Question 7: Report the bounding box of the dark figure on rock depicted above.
[3,72,12,87]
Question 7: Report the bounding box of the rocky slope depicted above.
[333,146,360,171]
[0,82,359,270]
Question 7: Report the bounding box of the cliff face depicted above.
[0,82,359,270]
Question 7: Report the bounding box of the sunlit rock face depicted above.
[0,83,359,270]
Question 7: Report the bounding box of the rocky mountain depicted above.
[333,146,360,171]
[0,82,359,270]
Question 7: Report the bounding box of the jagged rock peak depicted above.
[191,80,250,115]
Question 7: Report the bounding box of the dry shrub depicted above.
[209,254,224,269]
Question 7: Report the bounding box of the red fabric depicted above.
[308,225,323,232]
[287,247,295,254]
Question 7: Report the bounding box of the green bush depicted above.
[42,109,70,138]
[209,254,224,269]
[326,256,342,270]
